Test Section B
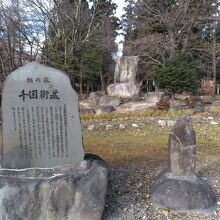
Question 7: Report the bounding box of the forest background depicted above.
[1,0,220,95]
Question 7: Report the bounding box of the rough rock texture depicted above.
[0,160,108,220]
[168,116,196,176]
[114,56,139,83]
[144,92,165,103]
[79,100,94,110]
[95,106,115,115]
[151,172,217,213]
[99,95,121,108]
[107,83,140,98]
[116,101,155,113]
[88,91,105,106]
[150,116,217,213]
[80,108,95,115]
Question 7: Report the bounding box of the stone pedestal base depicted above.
[0,159,108,220]
[150,170,217,213]
[107,82,140,98]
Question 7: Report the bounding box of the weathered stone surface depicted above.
[80,108,95,115]
[114,56,139,83]
[79,100,93,110]
[2,62,84,169]
[99,95,121,108]
[151,116,217,213]
[0,159,108,220]
[151,172,217,213]
[168,116,196,176]
[144,92,165,103]
[95,106,115,115]
[116,101,155,113]
[107,83,140,98]
[87,91,105,106]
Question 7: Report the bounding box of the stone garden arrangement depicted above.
[150,116,217,213]
[0,62,108,220]
[107,56,140,98]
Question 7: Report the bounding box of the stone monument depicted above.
[107,56,141,98]
[0,62,108,220]
[2,62,84,168]
[150,116,217,213]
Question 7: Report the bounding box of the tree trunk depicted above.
[169,31,176,58]
[79,70,83,94]
[100,66,105,91]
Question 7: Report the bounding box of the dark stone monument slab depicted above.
[150,116,217,213]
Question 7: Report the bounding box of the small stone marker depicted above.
[168,117,196,176]
[151,116,217,213]
[2,62,84,168]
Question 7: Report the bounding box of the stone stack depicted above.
[150,116,217,213]
[107,56,141,98]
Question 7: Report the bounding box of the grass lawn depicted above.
[83,116,220,175]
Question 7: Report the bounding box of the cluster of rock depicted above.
[80,56,166,114]
[80,91,166,115]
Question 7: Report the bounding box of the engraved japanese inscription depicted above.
[2,62,84,168]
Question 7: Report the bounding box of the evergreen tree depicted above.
[152,53,205,97]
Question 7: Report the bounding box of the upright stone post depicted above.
[150,116,217,213]
[168,117,196,176]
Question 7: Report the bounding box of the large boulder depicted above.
[114,56,139,83]
[144,92,165,103]
[107,82,140,98]
[116,101,155,113]
[95,106,115,115]
[151,171,217,213]
[88,91,105,106]
[0,160,108,220]
[99,95,121,108]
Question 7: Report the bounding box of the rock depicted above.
[175,94,190,100]
[80,109,95,115]
[166,120,176,127]
[106,125,113,131]
[79,100,94,110]
[132,123,139,128]
[99,96,121,108]
[208,117,214,120]
[88,91,105,106]
[88,125,95,131]
[119,124,126,129]
[200,95,213,104]
[211,100,220,106]
[151,172,217,213]
[158,120,166,127]
[116,101,155,113]
[210,121,219,125]
[170,100,188,110]
[151,116,217,213]
[168,116,196,176]
[95,106,115,115]
[144,92,165,103]
[193,100,204,113]
[0,160,108,220]
[107,83,141,98]
[114,56,139,83]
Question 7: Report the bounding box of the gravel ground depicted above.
[102,160,220,220]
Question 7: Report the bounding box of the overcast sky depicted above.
[112,0,127,57]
